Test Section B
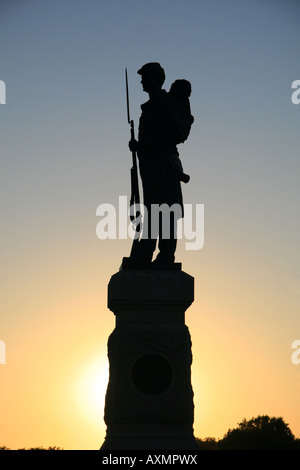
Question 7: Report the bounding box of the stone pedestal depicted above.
[100,268,198,450]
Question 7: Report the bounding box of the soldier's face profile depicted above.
[141,74,159,94]
[141,75,150,92]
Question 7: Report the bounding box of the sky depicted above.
[0,0,299,450]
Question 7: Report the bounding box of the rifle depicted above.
[125,68,142,241]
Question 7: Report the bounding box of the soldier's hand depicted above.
[129,139,139,152]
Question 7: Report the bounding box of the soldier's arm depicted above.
[128,139,139,152]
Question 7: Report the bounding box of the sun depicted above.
[74,356,109,425]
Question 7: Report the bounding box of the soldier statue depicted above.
[127,62,193,268]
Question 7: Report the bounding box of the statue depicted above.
[102,65,198,451]
[124,62,194,269]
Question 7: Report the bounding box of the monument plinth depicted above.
[100,267,198,450]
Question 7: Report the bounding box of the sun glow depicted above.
[74,356,109,425]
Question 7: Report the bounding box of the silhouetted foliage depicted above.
[195,437,218,450]
[294,438,300,450]
[0,446,63,450]
[218,415,296,450]
[195,415,299,450]
[18,446,63,450]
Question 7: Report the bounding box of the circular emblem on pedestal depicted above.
[131,353,173,395]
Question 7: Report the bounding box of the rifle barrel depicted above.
[125,68,131,125]
[125,67,142,234]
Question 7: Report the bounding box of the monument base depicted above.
[101,424,198,450]
[100,267,198,451]
[121,256,182,271]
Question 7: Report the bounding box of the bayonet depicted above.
[125,68,142,241]
[125,67,131,125]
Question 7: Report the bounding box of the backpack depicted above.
[168,79,194,144]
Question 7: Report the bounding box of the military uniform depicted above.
[130,63,190,266]
[138,89,183,211]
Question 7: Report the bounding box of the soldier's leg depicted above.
[130,204,157,263]
[155,211,177,263]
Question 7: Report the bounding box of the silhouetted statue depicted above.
[126,62,193,269]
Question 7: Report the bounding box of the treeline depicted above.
[0,446,62,450]
[1,415,299,450]
[196,415,300,450]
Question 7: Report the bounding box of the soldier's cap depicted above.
[137,62,165,83]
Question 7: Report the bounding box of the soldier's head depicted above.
[137,62,165,94]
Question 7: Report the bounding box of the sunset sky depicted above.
[1,0,299,450]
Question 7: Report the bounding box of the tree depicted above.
[218,415,296,450]
[195,437,218,450]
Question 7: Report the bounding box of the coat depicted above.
[137,89,184,217]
